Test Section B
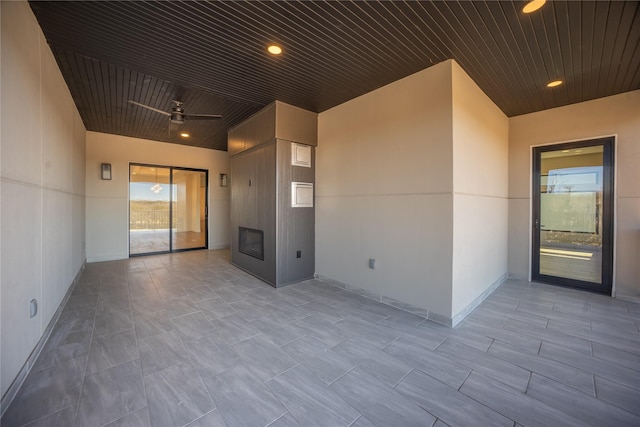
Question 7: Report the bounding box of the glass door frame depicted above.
[531,137,615,294]
[129,162,209,256]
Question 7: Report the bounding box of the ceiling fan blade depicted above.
[184,114,223,120]
[127,100,171,116]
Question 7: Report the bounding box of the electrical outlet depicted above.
[296,250,302,258]
[369,258,376,269]
[30,299,38,318]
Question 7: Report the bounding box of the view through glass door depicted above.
[129,164,208,256]
[532,137,614,294]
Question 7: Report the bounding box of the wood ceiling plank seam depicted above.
[93,59,110,132]
[613,2,640,93]
[53,2,154,64]
[382,1,445,63]
[530,5,563,110]
[462,0,533,115]
[411,1,479,77]
[623,39,640,90]
[563,1,581,107]
[435,0,510,101]
[247,1,384,92]
[619,10,640,90]
[104,62,117,133]
[618,3,640,89]
[592,0,615,98]
[64,1,272,106]
[354,1,428,63]
[139,77,172,140]
[252,0,404,101]
[580,1,596,102]
[120,66,132,135]
[147,79,173,139]
[68,52,97,131]
[259,9,411,109]
[127,70,146,136]
[604,1,633,95]
[337,0,424,71]
[602,1,636,96]
[545,2,570,110]
[435,1,517,113]
[89,57,109,133]
[218,1,359,105]
[397,0,450,60]
[131,72,155,138]
[402,0,463,82]
[114,63,124,134]
[57,48,96,132]
[180,3,340,108]
[116,0,400,90]
[500,2,550,114]
[108,3,256,91]
[526,14,556,110]
[308,0,410,75]
[483,0,538,114]
[91,58,107,133]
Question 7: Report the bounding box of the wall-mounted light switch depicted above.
[296,250,302,258]
[369,258,376,270]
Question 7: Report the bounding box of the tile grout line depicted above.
[128,266,151,424]
[391,367,414,390]
[71,272,101,427]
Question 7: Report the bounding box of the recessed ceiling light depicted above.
[267,45,282,55]
[522,0,546,14]
[562,150,570,153]
[180,132,190,138]
[547,80,563,88]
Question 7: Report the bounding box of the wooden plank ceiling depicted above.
[29,1,640,151]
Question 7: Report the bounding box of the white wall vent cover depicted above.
[291,182,314,207]
[291,143,312,167]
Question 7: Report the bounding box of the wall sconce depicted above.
[101,163,112,180]
[219,173,228,187]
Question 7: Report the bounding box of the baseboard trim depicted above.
[315,273,507,328]
[86,254,127,263]
[315,275,449,326]
[450,273,508,327]
[1,260,86,417]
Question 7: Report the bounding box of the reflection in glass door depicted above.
[130,165,171,255]
[532,137,614,294]
[129,164,208,256]
[172,169,207,251]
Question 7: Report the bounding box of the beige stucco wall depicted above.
[85,132,230,262]
[317,60,454,318]
[451,62,509,318]
[1,1,86,397]
[508,90,640,300]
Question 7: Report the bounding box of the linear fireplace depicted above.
[238,227,264,260]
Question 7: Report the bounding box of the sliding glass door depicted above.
[129,164,208,256]
[532,137,614,294]
[172,169,207,251]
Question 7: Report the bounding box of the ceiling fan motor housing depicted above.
[170,105,185,124]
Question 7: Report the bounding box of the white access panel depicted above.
[291,182,314,207]
[291,143,312,167]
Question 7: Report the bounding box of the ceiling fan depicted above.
[128,99,222,125]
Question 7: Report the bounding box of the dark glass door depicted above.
[532,137,614,294]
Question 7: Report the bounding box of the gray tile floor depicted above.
[3,249,640,427]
